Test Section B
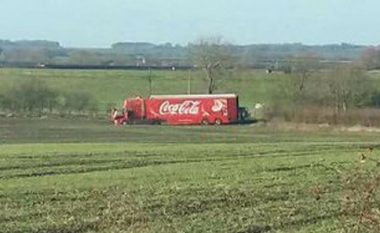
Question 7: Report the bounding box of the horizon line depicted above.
[0,38,376,49]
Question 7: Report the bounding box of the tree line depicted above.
[267,56,380,126]
[1,39,379,69]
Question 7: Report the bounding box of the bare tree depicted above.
[287,53,320,93]
[324,65,371,113]
[190,37,233,94]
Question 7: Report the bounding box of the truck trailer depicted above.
[112,94,250,125]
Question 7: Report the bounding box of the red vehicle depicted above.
[112,94,250,125]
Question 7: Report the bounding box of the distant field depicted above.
[0,68,290,112]
[1,68,380,113]
[1,118,380,232]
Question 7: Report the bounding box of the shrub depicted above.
[0,79,98,116]
[0,79,57,115]
[61,90,98,114]
[268,65,380,126]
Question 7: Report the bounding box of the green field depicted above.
[1,118,380,232]
[1,69,380,232]
[1,68,380,114]
[0,68,291,112]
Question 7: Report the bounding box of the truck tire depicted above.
[201,119,209,125]
[214,119,222,125]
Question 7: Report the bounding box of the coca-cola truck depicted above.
[112,94,250,125]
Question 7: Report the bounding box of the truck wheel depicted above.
[201,119,209,125]
[215,119,222,125]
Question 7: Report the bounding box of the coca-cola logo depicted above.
[159,100,200,115]
[212,99,226,112]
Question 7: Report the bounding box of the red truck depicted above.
[112,94,250,125]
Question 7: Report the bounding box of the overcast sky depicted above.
[1,0,379,47]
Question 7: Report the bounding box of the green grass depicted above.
[1,118,380,232]
[1,68,380,113]
[0,68,288,112]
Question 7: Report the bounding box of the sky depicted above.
[0,0,379,48]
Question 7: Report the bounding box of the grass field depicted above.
[1,118,380,232]
[1,68,380,114]
[0,68,296,112]
[1,69,380,232]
